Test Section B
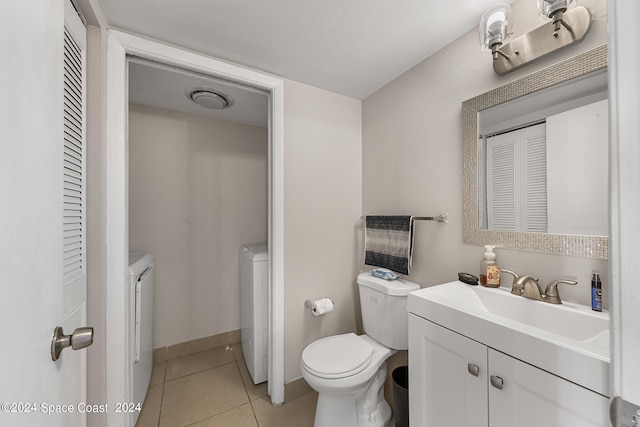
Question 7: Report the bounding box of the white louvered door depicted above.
[61,2,88,426]
[64,25,85,294]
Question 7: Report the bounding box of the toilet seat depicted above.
[302,333,374,379]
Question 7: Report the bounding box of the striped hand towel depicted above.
[364,215,414,275]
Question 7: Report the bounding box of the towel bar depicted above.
[360,214,448,223]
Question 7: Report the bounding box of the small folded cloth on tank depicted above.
[370,268,400,281]
[364,215,414,275]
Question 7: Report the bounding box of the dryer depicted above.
[240,243,268,384]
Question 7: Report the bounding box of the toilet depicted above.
[300,272,420,427]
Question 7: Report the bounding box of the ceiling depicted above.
[128,60,269,127]
[97,0,517,100]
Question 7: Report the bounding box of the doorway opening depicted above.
[128,57,269,350]
[105,31,284,426]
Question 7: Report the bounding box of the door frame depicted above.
[608,0,640,411]
[105,30,285,425]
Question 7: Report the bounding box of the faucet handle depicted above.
[501,269,519,279]
[501,269,522,295]
[544,279,578,304]
[501,269,539,296]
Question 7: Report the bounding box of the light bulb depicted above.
[479,3,512,52]
[537,0,576,20]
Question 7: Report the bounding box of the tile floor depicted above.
[135,342,318,427]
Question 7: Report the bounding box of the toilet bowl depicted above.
[300,273,420,427]
[301,333,394,426]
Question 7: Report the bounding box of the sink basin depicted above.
[408,281,610,397]
[424,281,608,342]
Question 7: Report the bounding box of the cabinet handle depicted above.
[467,363,480,377]
[490,375,504,390]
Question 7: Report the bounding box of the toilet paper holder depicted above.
[304,298,333,310]
[305,297,335,316]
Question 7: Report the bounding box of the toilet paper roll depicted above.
[310,297,334,317]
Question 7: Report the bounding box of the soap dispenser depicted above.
[480,245,500,288]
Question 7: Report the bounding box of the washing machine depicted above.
[128,252,154,424]
[240,243,268,384]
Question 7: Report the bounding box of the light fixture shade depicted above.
[479,3,512,51]
[537,0,576,19]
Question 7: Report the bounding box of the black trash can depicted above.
[392,366,409,427]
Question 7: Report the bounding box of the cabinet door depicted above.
[488,349,609,427]
[409,314,488,427]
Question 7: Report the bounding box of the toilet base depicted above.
[313,363,392,427]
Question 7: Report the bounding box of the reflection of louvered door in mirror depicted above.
[484,123,547,233]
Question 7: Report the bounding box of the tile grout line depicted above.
[233,359,254,405]
[156,362,167,427]
[233,359,263,426]
[181,403,253,427]
[163,359,238,385]
[248,399,261,427]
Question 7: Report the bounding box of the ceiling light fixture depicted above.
[480,1,591,75]
[185,87,234,110]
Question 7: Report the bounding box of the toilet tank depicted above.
[357,272,421,350]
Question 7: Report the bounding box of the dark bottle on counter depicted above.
[591,272,602,312]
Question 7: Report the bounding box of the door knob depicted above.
[51,326,94,361]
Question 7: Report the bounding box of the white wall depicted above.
[128,104,268,348]
[363,0,609,306]
[547,99,608,235]
[283,80,362,382]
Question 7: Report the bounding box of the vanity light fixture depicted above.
[480,1,591,75]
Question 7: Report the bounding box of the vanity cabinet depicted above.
[408,314,609,427]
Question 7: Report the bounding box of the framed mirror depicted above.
[462,45,608,259]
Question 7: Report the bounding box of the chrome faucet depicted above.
[501,269,577,304]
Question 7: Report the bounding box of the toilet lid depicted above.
[302,333,374,379]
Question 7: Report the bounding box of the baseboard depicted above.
[153,329,242,363]
[284,377,313,402]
